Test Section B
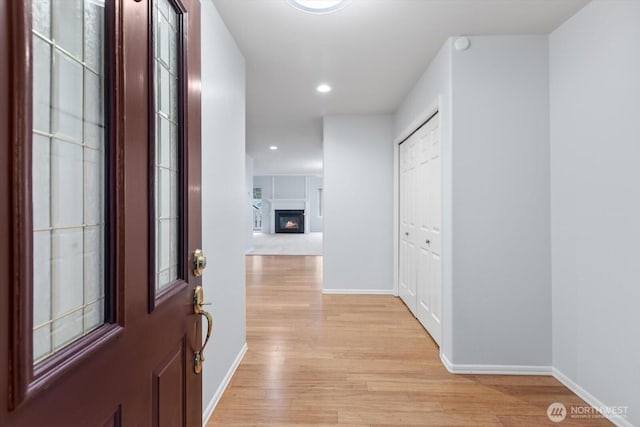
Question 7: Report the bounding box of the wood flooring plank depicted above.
[206,255,612,426]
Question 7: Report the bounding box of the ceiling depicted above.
[212,0,589,177]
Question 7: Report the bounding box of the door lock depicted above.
[193,249,207,278]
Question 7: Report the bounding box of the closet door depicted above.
[398,113,442,345]
[416,114,442,346]
[399,133,418,315]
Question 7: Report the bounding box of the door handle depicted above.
[193,285,213,374]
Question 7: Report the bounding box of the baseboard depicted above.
[322,288,395,295]
[552,367,633,427]
[202,343,248,425]
[440,352,552,375]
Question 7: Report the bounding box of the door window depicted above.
[152,0,184,297]
[153,0,182,293]
[32,0,107,363]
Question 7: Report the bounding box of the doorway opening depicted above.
[247,175,323,256]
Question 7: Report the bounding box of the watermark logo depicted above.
[547,402,567,423]
[546,402,628,422]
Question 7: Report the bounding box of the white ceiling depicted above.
[212,0,589,176]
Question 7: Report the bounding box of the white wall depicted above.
[550,1,640,424]
[395,36,552,369]
[201,0,247,421]
[450,35,551,367]
[396,40,452,137]
[273,176,306,199]
[394,40,453,359]
[323,115,394,293]
[245,155,254,252]
[308,176,323,232]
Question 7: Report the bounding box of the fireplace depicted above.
[275,210,304,233]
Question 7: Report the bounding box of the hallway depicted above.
[207,256,608,426]
[247,232,323,256]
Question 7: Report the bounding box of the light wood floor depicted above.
[207,256,610,426]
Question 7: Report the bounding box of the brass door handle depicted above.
[193,285,213,374]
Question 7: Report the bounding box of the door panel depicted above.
[398,143,409,300]
[416,114,442,346]
[101,408,123,427]
[0,0,204,425]
[153,340,186,427]
[399,138,417,314]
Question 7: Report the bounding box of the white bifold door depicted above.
[399,113,442,346]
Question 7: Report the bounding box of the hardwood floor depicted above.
[207,255,610,426]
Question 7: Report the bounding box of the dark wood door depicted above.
[0,0,205,426]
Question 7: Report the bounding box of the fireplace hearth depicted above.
[275,210,304,234]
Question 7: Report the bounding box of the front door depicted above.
[0,0,206,425]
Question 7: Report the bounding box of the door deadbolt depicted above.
[193,249,207,278]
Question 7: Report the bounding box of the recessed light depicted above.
[287,0,351,15]
[316,84,332,93]
[269,146,278,150]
